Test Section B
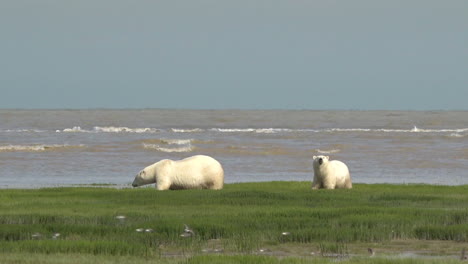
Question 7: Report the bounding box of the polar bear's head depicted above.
[313,155,329,167]
[132,163,157,187]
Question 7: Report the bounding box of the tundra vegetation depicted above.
[0,182,467,263]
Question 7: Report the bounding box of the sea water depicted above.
[0,109,467,188]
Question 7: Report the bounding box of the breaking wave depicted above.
[60,126,87,133]
[0,144,86,152]
[58,126,160,133]
[315,149,341,154]
[94,126,159,133]
[0,129,46,133]
[142,138,194,153]
[40,125,468,135]
[207,127,468,134]
[210,128,292,133]
[172,128,204,133]
[448,133,465,138]
[142,143,194,153]
[325,126,468,133]
[160,139,192,145]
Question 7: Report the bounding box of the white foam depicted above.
[59,126,160,133]
[55,126,468,134]
[328,128,372,132]
[448,133,464,138]
[1,129,46,133]
[142,143,194,153]
[255,128,292,134]
[161,139,193,145]
[172,128,204,133]
[142,138,194,152]
[315,149,341,154]
[327,127,468,133]
[211,128,256,133]
[93,126,159,133]
[0,144,86,152]
[210,128,291,133]
[378,129,413,133]
[0,145,47,152]
[60,126,87,133]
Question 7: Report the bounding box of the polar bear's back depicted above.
[328,160,349,177]
[328,160,351,188]
[171,155,224,189]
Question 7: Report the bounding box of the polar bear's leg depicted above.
[211,181,223,190]
[322,177,335,189]
[311,181,322,189]
[156,180,171,191]
[311,173,322,189]
[344,177,352,189]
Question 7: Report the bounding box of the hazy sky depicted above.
[1,0,467,110]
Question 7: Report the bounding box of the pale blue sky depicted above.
[1,0,467,110]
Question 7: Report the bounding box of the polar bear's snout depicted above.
[131,177,138,187]
[318,157,323,165]
[314,155,328,166]
[131,170,148,188]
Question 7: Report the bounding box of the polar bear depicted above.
[132,155,224,190]
[312,155,352,189]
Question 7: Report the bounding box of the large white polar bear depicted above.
[312,155,352,189]
[132,155,224,190]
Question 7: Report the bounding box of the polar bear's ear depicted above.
[326,156,330,160]
[313,156,317,160]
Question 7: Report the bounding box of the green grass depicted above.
[0,182,467,263]
[0,253,463,264]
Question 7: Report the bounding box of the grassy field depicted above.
[0,182,467,263]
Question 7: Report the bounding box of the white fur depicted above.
[312,155,352,189]
[132,155,224,190]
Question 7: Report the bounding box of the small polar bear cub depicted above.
[312,155,352,189]
[132,155,224,190]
